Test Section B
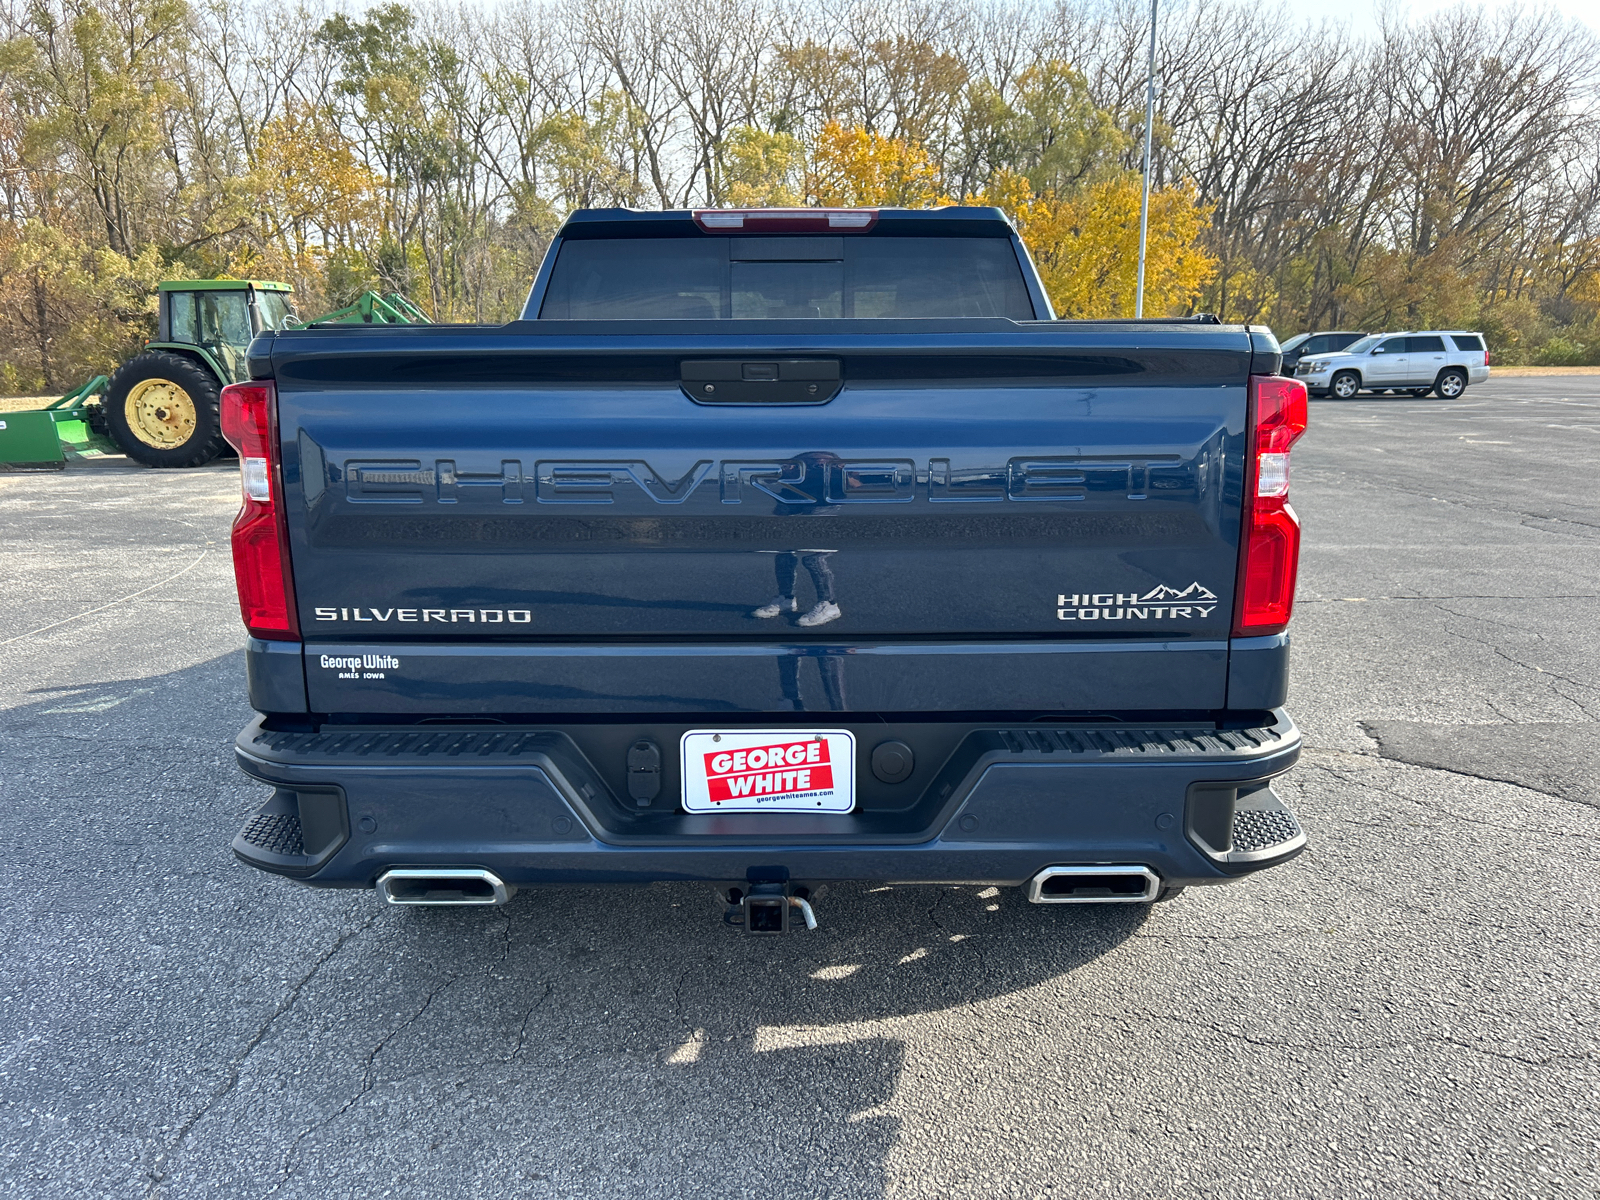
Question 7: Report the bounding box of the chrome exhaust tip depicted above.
[1026,865,1161,904]
[376,868,512,906]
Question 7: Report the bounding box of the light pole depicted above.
[1134,0,1158,319]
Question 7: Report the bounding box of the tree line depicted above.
[1,0,1597,390]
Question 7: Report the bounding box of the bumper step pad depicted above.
[1233,805,1302,854]
[1186,779,1306,867]
[239,810,304,857]
[231,785,350,878]
[992,724,1293,758]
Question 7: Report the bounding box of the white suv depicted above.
[1296,331,1491,399]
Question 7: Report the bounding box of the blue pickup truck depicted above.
[221,206,1308,931]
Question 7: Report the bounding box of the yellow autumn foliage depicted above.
[805,121,947,208]
[1564,238,1600,306]
[0,220,177,391]
[249,103,381,259]
[721,127,804,207]
[974,169,1217,318]
[797,130,1215,319]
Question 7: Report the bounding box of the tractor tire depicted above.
[104,351,226,468]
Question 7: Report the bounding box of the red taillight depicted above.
[692,208,878,233]
[220,381,298,640]
[1484,349,1492,366]
[1234,374,1308,636]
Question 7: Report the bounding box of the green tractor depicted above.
[105,280,296,467]
[105,281,429,468]
[0,280,428,470]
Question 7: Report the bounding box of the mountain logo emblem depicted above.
[1138,582,1217,602]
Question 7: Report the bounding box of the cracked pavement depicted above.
[2,376,1598,1199]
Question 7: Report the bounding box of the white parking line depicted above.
[0,549,210,646]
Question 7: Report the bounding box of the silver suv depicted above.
[1296,331,1491,399]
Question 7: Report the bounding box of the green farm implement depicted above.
[0,281,427,470]
[0,376,116,469]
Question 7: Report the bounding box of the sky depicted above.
[1273,0,1600,38]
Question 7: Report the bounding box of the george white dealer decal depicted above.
[319,653,401,680]
[1057,582,1218,622]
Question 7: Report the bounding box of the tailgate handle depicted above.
[681,359,841,405]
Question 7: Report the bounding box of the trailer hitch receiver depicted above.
[723,883,817,934]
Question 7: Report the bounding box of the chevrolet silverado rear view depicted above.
[221,205,1309,929]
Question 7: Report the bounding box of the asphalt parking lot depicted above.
[2,376,1597,1199]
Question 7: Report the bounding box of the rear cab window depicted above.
[1450,334,1486,352]
[539,236,1036,320]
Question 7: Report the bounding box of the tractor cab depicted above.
[154,280,296,385]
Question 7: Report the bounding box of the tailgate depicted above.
[274,323,1253,711]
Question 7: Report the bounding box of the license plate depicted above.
[680,729,856,813]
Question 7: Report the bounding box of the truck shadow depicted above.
[5,650,1148,1199]
[351,882,1148,1198]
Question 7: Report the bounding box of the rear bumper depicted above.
[232,711,1305,891]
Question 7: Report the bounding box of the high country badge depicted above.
[1057,582,1218,621]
